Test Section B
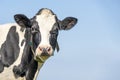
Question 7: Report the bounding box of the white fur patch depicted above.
[35,9,56,56]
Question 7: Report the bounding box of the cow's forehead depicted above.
[35,9,57,31]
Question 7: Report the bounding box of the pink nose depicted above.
[39,46,51,55]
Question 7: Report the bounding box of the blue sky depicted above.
[0,0,120,80]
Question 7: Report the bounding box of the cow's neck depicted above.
[33,62,44,80]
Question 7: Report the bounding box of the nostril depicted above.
[46,47,51,52]
[39,47,43,51]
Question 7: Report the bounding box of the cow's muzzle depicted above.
[39,47,51,56]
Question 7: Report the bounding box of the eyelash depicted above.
[50,29,58,34]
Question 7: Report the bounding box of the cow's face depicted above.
[33,9,58,60]
[14,8,78,62]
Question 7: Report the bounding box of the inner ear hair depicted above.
[61,17,78,30]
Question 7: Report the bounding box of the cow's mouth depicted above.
[34,55,50,63]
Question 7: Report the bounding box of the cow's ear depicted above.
[14,14,31,28]
[58,17,78,30]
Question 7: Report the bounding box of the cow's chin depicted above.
[34,55,50,63]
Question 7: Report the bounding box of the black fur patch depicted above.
[13,28,32,77]
[26,58,38,80]
[0,60,4,73]
[13,48,38,80]
[13,28,38,79]
[21,39,25,46]
[0,26,20,69]
[49,23,59,50]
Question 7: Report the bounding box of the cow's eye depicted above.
[50,29,58,42]
[49,29,58,49]
[50,29,58,35]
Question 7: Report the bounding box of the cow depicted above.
[0,8,78,80]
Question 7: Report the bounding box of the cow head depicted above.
[14,8,78,62]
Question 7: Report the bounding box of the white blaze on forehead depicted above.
[36,9,56,46]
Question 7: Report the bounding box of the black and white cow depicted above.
[0,8,78,80]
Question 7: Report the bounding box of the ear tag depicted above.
[29,42,33,46]
[56,41,60,52]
